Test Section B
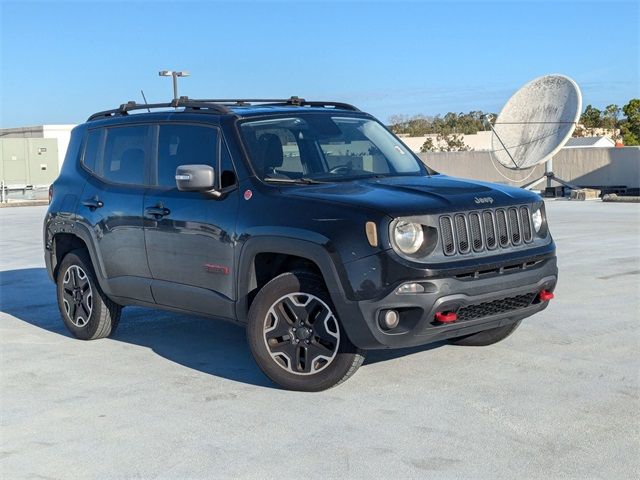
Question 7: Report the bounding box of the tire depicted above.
[56,249,122,340]
[246,271,365,391]
[449,320,522,346]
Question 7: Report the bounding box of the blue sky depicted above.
[1,0,638,127]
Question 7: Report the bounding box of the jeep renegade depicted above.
[44,97,557,391]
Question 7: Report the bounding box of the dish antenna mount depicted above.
[484,74,582,191]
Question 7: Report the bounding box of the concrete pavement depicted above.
[1,202,639,479]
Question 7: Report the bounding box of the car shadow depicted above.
[364,341,446,365]
[1,267,446,389]
[0,267,276,389]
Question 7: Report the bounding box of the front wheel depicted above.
[246,271,365,391]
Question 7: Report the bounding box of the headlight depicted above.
[393,221,424,254]
[532,208,543,232]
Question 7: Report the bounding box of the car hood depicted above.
[281,174,542,217]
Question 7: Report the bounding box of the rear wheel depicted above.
[247,271,365,391]
[56,249,121,340]
[449,320,522,346]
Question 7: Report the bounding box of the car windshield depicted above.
[239,115,424,182]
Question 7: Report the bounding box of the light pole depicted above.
[158,70,190,101]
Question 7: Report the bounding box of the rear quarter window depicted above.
[82,129,104,174]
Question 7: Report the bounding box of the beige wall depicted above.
[399,131,493,152]
[0,138,59,187]
[0,124,75,172]
[418,147,640,188]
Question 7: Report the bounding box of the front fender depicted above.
[235,234,355,324]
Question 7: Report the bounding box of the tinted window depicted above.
[220,138,237,188]
[239,115,422,181]
[102,125,149,185]
[157,124,218,188]
[82,129,104,173]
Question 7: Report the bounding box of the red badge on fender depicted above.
[244,189,253,200]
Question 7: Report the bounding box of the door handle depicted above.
[145,205,171,218]
[82,196,103,210]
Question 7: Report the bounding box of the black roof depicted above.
[87,96,360,122]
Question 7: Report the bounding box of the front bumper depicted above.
[336,254,557,349]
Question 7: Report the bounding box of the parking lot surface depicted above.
[1,201,639,479]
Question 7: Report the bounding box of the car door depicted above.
[143,122,239,319]
[77,124,154,303]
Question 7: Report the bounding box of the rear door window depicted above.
[101,125,151,185]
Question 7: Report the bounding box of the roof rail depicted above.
[87,97,231,121]
[195,96,360,111]
[87,96,360,121]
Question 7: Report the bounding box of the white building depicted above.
[0,124,76,172]
[564,137,615,148]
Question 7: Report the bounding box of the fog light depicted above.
[380,310,400,330]
[397,282,425,294]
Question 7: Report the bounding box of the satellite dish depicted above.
[486,74,582,191]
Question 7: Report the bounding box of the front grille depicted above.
[454,214,470,254]
[508,208,521,245]
[520,206,532,242]
[440,206,533,256]
[496,209,509,247]
[469,213,483,251]
[440,217,455,255]
[455,292,537,321]
[483,211,497,249]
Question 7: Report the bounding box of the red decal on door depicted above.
[244,189,253,200]
[204,264,230,275]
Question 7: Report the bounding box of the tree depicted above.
[603,104,621,131]
[580,105,602,130]
[420,137,436,153]
[621,99,640,146]
[437,133,471,152]
[388,110,495,137]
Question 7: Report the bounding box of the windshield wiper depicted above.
[264,177,328,185]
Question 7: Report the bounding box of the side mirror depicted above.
[175,165,216,192]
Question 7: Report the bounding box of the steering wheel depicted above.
[329,165,351,174]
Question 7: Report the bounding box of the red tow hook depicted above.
[435,311,458,323]
[539,289,554,302]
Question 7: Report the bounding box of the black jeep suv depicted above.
[44,97,557,391]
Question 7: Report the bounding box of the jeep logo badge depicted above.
[474,196,494,204]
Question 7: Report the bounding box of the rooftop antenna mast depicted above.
[486,74,582,193]
[140,89,151,112]
[158,70,190,102]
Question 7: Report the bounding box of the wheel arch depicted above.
[51,232,88,280]
[235,236,354,324]
[47,222,112,295]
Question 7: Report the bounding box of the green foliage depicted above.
[580,105,602,128]
[620,99,640,146]
[389,111,495,136]
[438,133,471,152]
[575,102,634,141]
[393,100,640,146]
[420,137,436,153]
[603,104,621,130]
[419,134,470,152]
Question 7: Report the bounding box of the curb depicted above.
[602,194,640,203]
[0,200,50,208]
